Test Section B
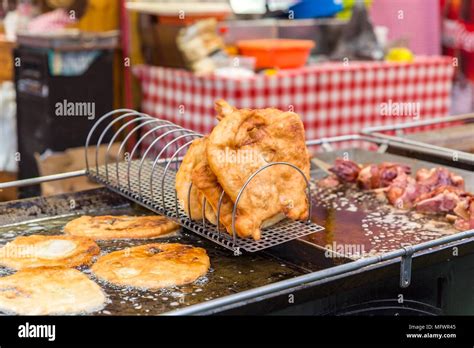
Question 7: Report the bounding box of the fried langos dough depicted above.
[91,243,210,289]
[191,102,285,237]
[0,268,106,315]
[176,102,235,225]
[175,137,208,220]
[191,146,286,236]
[207,102,310,240]
[192,160,235,234]
[64,215,180,240]
[0,235,99,270]
[175,137,217,224]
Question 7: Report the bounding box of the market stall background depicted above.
[134,57,454,139]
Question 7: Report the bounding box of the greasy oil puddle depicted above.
[305,183,459,258]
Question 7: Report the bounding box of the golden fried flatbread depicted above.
[0,268,106,315]
[176,137,207,220]
[207,101,310,240]
[192,142,285,237]
[63,215,180,240]
[91,243,210,289]
[0,235,99,270]
[175,137,217,223]
[192,161,234,234]
[196,189,219,225]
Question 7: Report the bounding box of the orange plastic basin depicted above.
[236,39,315,69]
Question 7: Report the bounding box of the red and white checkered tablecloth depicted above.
[133,56,454,141]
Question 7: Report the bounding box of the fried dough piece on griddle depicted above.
[196,189,218,225]
[175,137,208,220]
[175,137,217,223]
[192,161,235,233]
[0,268,106,315]
[192,151,285,237]
[176,101,236,224]
[91,243,210,289]
[64,215,179,240]
[0,235,99,270]
[207,101,310,240]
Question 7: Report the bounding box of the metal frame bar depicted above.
[363,113,474,134]
[113,118,167,185]
[152,138,198,215]
[127,124,182,191]
[1,165,473,314]
[362,114,474,166]
[0,170,86,189]
[306,134,388,148]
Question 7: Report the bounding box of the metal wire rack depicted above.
[84,109,324,255]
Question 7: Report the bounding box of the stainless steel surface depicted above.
[307,147,474,259]
[169,228,474,315]
[363,114,474,133]
[218,19,278,44]
[363,114,474,168]
[0,188,129,226]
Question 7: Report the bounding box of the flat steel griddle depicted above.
[0,189,308,316]
[300,148,474,260]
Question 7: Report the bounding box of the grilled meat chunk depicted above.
[358,163,411,190]
[414,186,466,214]
[386,174,419,209]
[319,159,472,231]
[452,195,474,231]
[416,167,465,193]
[328,158,360,183]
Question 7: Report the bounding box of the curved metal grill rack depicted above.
[84,109,324,255]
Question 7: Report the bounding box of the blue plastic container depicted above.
[288,0,344,19]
